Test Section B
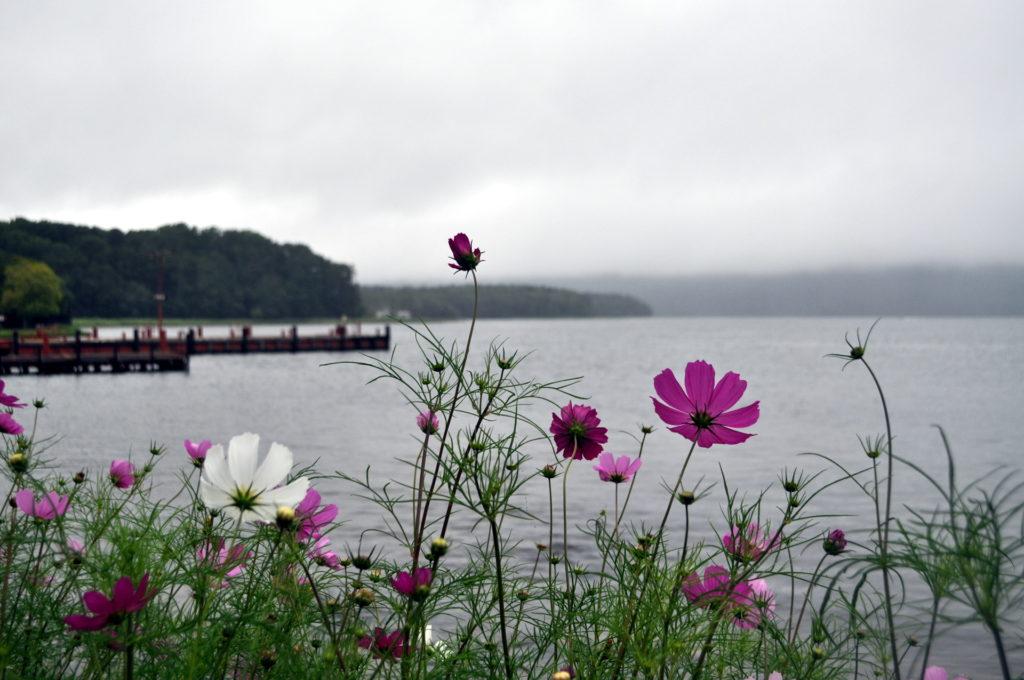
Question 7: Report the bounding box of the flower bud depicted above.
[351,588,375,608]
[640,424,654,434]
[430,360,445,373]
[540,465,558,479]
[811,645,826,660]
[148,442,165,456]
[822,529,848,556]
[8,452,27,473]
[32,399,45,409]
[549,555,561,565]
[866,448,881,459]
[535,543,548,552]
[553,673,571,680]
[677,490,696,506]
[73,470,86,485]
[260,650,277,670]
[497,354,515,370]
[429,537,449,558]
[788,495,801,508]
[469,440,486,452]
[275,506,296,531]
[338,557,352,568]
[849,346,864,360]
[516,589,529,602]
[351,555,373,571]
[368,568,384,583]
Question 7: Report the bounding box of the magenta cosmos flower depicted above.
[652,360,759,448]
[731,578,776,630]
[64,574,156,631]
[550,403,608,461]
[722,522,781,561]
[416,410,439,435]
[0,413,23,436]
[109,459,135,489]
[184,439,212,467]
[448,233,483,272]
[15,489,69,520]
[924,668,969,680]
[294,488,338,543]
[359,628,408,659]
[392,567,432,599]
[681,565,768,629]
[745,674,783,680]
[593,453,642,484]
[0,380,26,409]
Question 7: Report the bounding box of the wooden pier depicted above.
[0,325,389,376]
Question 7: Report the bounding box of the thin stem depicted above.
[657,503,691,679]
[918,596,939,680]
[790,554,828,643]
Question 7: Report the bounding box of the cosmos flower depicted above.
[64,574,156,631]
[392,567,433,599]
[592,453,642,483]
[745,674,783,680]
[652,360,759,448]
[823,528,848,556]
[731,578,776,630]
[550,402,608,461]
[198,433,309,523]
[184,439,212,467]
[447,233,483,272]
[109,459,135,489]
[14,489,69,520]
[924,668,969,680]
[722,522,781,561]
[358,628,408,659]
[0,413,23,436]
[0,380,26,409]
[309,536,342,570]
[681,565,766,629]
[294,488,338,543]
[196,540,249,586]
[416,410,440,435]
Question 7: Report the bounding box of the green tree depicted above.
[1,258,64,320]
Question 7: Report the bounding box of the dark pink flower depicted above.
[722,522,781,561]
[184,439,212,467]
[392,567,432,599]
[0,413,23,436]
[550,402,608,461]
[823,528,848,556]
[416,410,439,435]
[651,360,759,448]
[681,565,733,606]
[592,453,642,484]
[109,459,135,489]
[309,536,342,570]
[0,380,26,409]
[682,565,768,629]
[448,233,483,272]
[294,488,338,543]
[14,489,69,520]
[358,627,408,659]
[64,574,156,631]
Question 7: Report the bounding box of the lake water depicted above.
[10,317,1024,677]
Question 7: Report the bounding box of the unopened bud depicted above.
[429,537,449,558]
[260,650,277,670]
[73,471,86,485]
[8,452,28,473]
[541,465,558,479]
[351,588,375,608]
[516,589,529,602]
[351,555,373,571]
[811,645,826,660]
[677,490,696,506]
[275,506,296,530]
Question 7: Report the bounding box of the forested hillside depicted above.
[0,219,361,318]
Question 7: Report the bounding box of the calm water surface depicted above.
[11,317,1024,676]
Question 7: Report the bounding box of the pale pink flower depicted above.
[184,439,212,467]
[722,522,781,561]
[924,668,969,680]
[592,453,642,484]
[109,459,135,489]
[14,489,69,520]
[294,488,338,543]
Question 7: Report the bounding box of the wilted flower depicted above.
[550,402,608,461]
[722,522,781,561]
[358,628,408,659]
[447,233,483,272]
[823,528,848,556]
[924,667,969,680]
[15,489,70,520]
[651,360,759,448]
[416,410,439,435]
[184,439,212,467]
[592,453,642,483]
[392,567,432,599]
[198,433,309,523]
[294,488,338,543]
[0,413,23,436]
[64,574,156,631]
[0,380,26,409]
[109,459,135,489]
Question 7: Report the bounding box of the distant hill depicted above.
[0,218,361,319]
[362,284,652,319]
[538,267,1024,316]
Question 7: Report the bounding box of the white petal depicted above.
[261,477,310,509]
[227,433,260,487]
[201,445,233,492]
[221,505,242,522]
[199,479,232,509]
[251,504,278,523]
[251,442,293,492]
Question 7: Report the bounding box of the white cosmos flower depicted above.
[199,433,309,523]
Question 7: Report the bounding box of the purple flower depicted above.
[652,360,759,448]
[550,402,608,461]
[294,488,338,543]
[592,453,642,484]
[358,628,408,659]
[0,380,26,409]
[184,439,212,467]
[392,567,432,599]
[823,529,848,556]
[447,233,483,272]
[14,489,70,520]
[0,413,23,436]
[416,410,439,435]
[109,459,135,489]
[731,578,777,630]
[722,522,781,561]
[64,574,156,631]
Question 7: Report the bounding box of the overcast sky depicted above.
[1,2,1022,284]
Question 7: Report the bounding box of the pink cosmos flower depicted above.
[196,540,249,586]
[0,413,23,436]
[682,565,734,606]
[651,360,759,448]
[593,453,642,484]
[184,439,212,467]
[358,628,408,659]
[745,674,783,680]
[294,488,338,543]
[15,489,70,520]
[722,522,781,561]
[66,537,86,558]
[823,528,848,555]
[0,380,26,409]
[109,459,135,489]
[64,574,156,631]
[681,565,766,629]
[731,578,776,630]
[447,233,483,272]
[392,567,432,598]
[923,668,969,680]
[309,536,342,570]
[416,410,439,435]
[550,402,609,461]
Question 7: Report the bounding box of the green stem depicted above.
[790,553,828,643]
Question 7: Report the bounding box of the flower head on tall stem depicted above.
[184,439,212,467]
[722,522,781,561]
[109,459,135,489]
[593,453,642,483]
[0,380,26,409]
[14,489,69,520]
[550,402,608,460]
[392,567,432,599]
[416,410,440,435]
[447,233,483,272]
[358,628,408,659]
[64,574,156,631]
[823,528,848,556]
[0,412,23,435]
[293,488,338,543]
[652,360,759,448]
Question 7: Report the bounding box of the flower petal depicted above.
[261,477,310,509]
[707,371,747,416]
[706,424,754,445]
[684,360,715,411]
[653,369,694,414]
[14,489,35,516]
[227,433,261,487]
[201,444,233,492]
[715,402,760,428]
[83,590,112,615]
[252,442,293,492]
